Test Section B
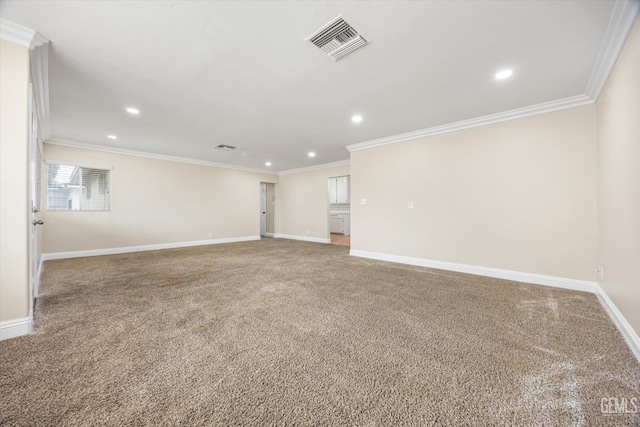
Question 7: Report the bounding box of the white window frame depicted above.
[45,160,113,212]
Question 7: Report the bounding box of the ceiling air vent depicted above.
[306,15,370,61]
[214,144,236,151]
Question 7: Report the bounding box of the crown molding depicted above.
[17,3,637,167]
[278,160,350,175]
[0,19,48,49]
[347,95,592,152]
[1,20,52,141]
[46,139,279,176]
[585,0,640,101]
[346,1,638,154]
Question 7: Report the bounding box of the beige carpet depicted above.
[1,239,638,426]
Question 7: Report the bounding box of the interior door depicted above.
[28,85,42,304]
[260,183,267,236]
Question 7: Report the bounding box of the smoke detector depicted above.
[306,15,370,61]
[213,144,236,151]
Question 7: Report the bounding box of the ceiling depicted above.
[0,1,619,172]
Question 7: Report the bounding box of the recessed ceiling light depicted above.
[495,69,513,80]
[265,161,272,167]
[107,135,118,140]
[308,152,316,158]
[352,115,363,123]
[126,107,140,115]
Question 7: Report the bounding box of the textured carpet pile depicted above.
[1,238,639,426]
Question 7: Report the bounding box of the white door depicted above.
[260,183,267,236]
[28,85,42,304]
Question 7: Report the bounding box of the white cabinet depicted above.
[336,177,349,203]
[330,216,343,233]
[330,213,350,235]
[329,176,349,203]
[329,178,337,203]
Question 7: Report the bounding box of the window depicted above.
[46,163,111,211]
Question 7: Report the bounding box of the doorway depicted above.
[260,183,266,236]
[260,182,276,237]
[328,175,350,246]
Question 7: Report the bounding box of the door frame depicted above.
[260,182,267,236]
[327,175,350,243]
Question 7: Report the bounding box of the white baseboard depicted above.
[264,232,275,237]
[349,249,639,361]
[595,285,640,362]
[277,234,331,244]
[0,317,32,341]
[36,255,44,298]
[350,249,597,292]
[42,236,261,261]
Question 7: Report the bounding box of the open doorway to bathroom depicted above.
[328,176,350,247]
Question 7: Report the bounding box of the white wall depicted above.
[43,144,278,254]
[597,15,640,334]
[42,144,354,254]
[0,40,31,323]
[351,105,597,282]
[279,164,350,241]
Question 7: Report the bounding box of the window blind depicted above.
[46,163,111,211]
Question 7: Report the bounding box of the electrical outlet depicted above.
[597,266,604,281]
[306,230,310,235]
[360,198,367,205]
[408,201,414,209]
[208,232,212,238]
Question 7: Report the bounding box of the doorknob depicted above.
[32,219,44,226]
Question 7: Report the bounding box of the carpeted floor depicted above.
[1,239,638,426]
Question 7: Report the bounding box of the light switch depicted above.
[408,201,414,209]
[360,198,367,205]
